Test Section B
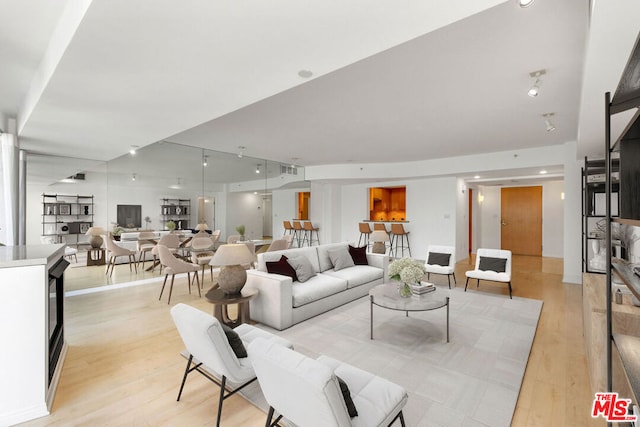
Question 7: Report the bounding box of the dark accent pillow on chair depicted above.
[478,256,507,273]
[336,376,358,418]
[221,324,247,358]
[348,245,368,265]
[427,252,450,266]
[266,255,298,282]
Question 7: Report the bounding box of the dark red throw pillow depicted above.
[266,255,298,281]
[348,245,368,265]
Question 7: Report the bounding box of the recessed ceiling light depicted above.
[540,170,548,174]
[256,164,261,174]
[131,173,136,181]
[298,70,313,78]
[129,145,139,155]
[474,175,480,179]
[517,0,534,7]
[542,112,556,132]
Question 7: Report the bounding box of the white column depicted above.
[19,150,27,245]
[1,130,19,246]
[563,140,583,284]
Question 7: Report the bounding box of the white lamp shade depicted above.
[85,226,106,236]
[370,230,390,242]
[210,244,254,266]
[195,223,209,231]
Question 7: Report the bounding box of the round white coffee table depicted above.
[369,283,449,342]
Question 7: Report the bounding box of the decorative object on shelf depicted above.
[83,205,89,215]
[176,207,181,215]
[370,230,389,254]
[59,204,71,215]
[388,257,427,298]
[235,224,246,241]
[166,220,176,232]
[209,244,255,294]
[85,226,106,249]
[144,216,151,229]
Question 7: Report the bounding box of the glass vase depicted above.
[399,283,412,298]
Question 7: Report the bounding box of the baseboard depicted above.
[0,403,49,426]
[562,273,582,284]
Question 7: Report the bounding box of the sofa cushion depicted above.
[292,274,348,307]
[317,243,349,272]
[478,256,507,273]
[266,255,298,282]
[328,247,355,271]
[257,247,320,273]
[287,255,316,283]
[324,265,383,289]
[427,252,450,267]
[348,245,368,265]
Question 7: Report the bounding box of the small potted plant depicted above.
[144,216,152,230]
[111,223,123,241]
[166,220,176,232]
[236,224,246,241]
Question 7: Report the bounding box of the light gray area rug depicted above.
[237,286,542,427]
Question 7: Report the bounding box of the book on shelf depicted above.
[412,287,436,298]
[411,282,436,296]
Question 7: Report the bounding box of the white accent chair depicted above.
[465,248,513,299]
[249,337,408,427]
[424,245,456,288]
[157,244,200,304]
[170,304,292,427]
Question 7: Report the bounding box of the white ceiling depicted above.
[2,0,640,184]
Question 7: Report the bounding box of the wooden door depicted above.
[501,186,542,256]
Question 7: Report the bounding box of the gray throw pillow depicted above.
[328,247,355,271]
[427,252,451,266]
[286,256,316,282]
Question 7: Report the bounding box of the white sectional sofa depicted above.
[245,242,388,330]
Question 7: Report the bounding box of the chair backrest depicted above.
[191,236,214,251]
[426,245,456,267]
[138,231,156,240]
[210,229,221,244]
[303,221,315,231]
[105,233,128,255]
[390,223,407,235]
[157,233,180,249]
[475,248,512,274]
[227,234,241,244]
[157,244,190,272]
[373,223,388,232]
[358,222,372,234]
[170,303,253,384]
[283,221,292,230]
[267,239,289,252]
[292,221,302,231]
[282,234,294,248]
[249,338,352,427]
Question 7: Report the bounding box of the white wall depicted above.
[272,188,302,239]
[563,141,583,284]
[225,192,263,241]
[456,178,469,261]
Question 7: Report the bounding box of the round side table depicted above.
[205,287,258,328]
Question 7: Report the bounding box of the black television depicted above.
[117,204,141,228]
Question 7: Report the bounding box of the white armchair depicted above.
[170,304,292,427]
[465,248,513,298]
[249,337,408,427]
[424,245,456,288]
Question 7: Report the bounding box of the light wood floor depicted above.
[19,255,601,426]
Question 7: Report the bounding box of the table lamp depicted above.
[195,223,209,234]
[85,226,106,248]
[370,230,389,254]
[210,244,255,294]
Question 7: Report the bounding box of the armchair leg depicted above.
[216,375,227,427]
[177,354,193,401]
[508,281,512,299]
[464,277,469,292]
[388,410,406,427]
[452,272,456,284]
[447,274,451,289]
[477,278,480,288]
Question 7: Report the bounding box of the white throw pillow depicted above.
[287,256,316,283]
[328,247,355,271]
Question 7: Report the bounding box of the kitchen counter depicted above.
[0,244,64,268]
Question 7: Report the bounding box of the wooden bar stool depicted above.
[374,223,392,253]
[292,221,303,247]
[358,223,372,248]
[283,220,294,238]
[390,223,411,258]
[302,221,320,246]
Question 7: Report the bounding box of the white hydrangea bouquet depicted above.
[388,257,426,297]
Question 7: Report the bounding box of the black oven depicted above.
[48,257,69,384]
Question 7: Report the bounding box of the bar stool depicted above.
[390,223,411,257]
[283,220,294,238]
[292,221,303,247]
[374,223,392,254]
[358,223,372,248]
[302,221,320,246]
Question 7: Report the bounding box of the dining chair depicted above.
[358,223,372,248]
[157,244,201,304]
[302,221,320,246]
[266,239,289,252]
[136,231,157,269]
[105,233,138,277]
[190,236,215,283]
[151,233,181,273]
[227,234,241,244]
[292,221,303,247]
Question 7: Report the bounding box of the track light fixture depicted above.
[542,113,556,132]
[131,173,136,181]
[129,145,139,155]
[237,146,246,158]
[528,69,546,97]
[517,0,534,7]
[203,155,208,167]
[256,164,261,174]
